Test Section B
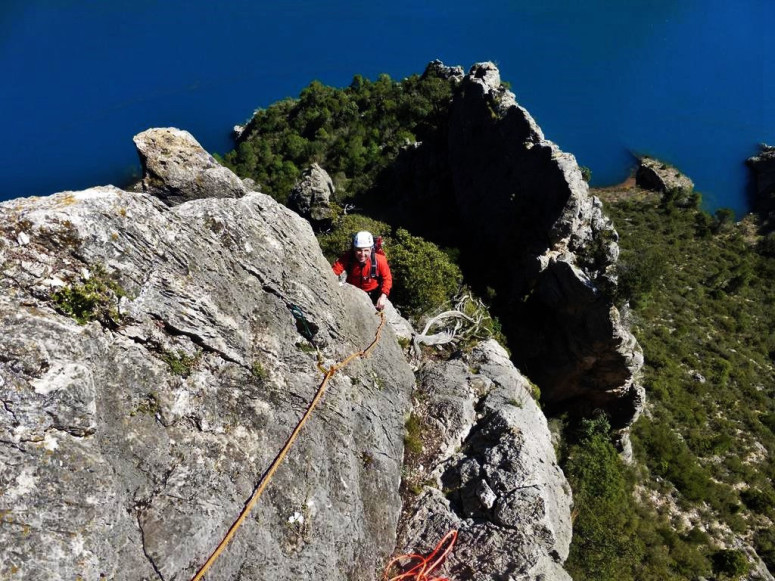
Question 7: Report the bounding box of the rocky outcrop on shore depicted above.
[746,144,775,217]
[0,130,573,580]
[635,156,695,195]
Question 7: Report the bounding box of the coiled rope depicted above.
[190,310,386,581]
[382,529,458,581]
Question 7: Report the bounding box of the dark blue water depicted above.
[2,0,773,217]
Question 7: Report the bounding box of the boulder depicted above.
[635,156,695,196]
[0,132,415,580]
[399,340,573,580]
[133,127,249,206]
[746,144,775,215]
[287,163,335,227]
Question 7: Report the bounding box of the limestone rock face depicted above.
[446,62,643,428]
[746,144,775,215]
[134,127,250,206]
[635,156,695,195]
[0,133,415,580]
[288,163,335,227]
[400,340,573,580]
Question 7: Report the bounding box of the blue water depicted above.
[2,0,773,217]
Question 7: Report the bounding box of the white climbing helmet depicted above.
[353,231,374,249]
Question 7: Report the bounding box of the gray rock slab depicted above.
[0,164,414,579]
[288,163,335,226]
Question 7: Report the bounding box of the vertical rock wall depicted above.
[447,63,643,427]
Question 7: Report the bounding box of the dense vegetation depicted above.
[220,69,775,578]
[561,187,775,579]
[221,70,454,205]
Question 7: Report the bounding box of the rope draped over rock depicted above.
[191,310,387,581]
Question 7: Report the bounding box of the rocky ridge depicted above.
[443,62,644,428]
[0,138,413,579]
[0,128,573,580]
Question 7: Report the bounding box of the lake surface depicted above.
[2,0,773,217]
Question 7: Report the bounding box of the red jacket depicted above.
[332,250,392,297]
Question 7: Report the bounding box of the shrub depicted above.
[740,487,775,514]
[758,232,775,257]
[616,247,664,307]
[711,549,749,578]
[52,266,126,325]
[387,228,462,316]
[564,423,643,580]
[316,213,391,262]
[754,528,775,571]
[712,208,736,233]
[760,412,775,434]
[160,350,199,378]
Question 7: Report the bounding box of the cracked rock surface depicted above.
[0,164,413,578]
[399,340,572,581]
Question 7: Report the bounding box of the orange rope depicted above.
[191,311,387,581]
[382,530,459,581]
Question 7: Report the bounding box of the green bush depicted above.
[740,487,775,515]
[317,214,391,262]
[754,528,775,571]
[758,232,775,257]
[616,247,664,307]
[387,228,462,316]
[564,422,643,580]
[711,549,749,578]
[52,266,126,325]
[760,412,775,434]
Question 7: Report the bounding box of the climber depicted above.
[332,230,392,311]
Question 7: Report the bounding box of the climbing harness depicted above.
[190,310,387,581]
[382,529,459,581]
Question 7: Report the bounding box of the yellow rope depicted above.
[191,311,387,581]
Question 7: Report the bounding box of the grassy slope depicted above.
[565,184,775,579]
